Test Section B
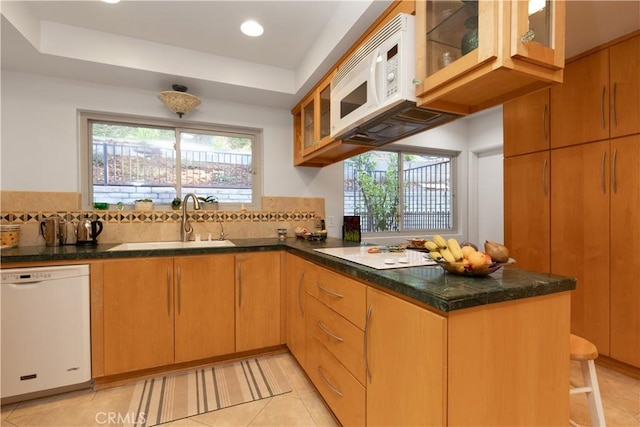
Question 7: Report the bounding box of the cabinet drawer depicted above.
[306,294,365,385]
[306,266,366,329]
[306,335,365,427]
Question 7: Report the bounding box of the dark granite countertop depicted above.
[0,237,576,313]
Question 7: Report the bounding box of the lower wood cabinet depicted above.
[235,251,282,352]
[103,257,174,376]
[366,287,446,426]
[446,293,570,425]
[551,141,610,354]
[101,252,280,377]
[284,253,314,368]
[285,255,571,426]
[306,334,365,426]
[174,255,235,363]
[610,134,640,367]
[304,266,367,426]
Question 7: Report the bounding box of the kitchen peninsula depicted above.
[1,238,576,425]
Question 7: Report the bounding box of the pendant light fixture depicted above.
[158,84,201,118]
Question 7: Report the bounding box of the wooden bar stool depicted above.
[569,334,606,426]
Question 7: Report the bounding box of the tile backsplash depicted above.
[1,192,324,246]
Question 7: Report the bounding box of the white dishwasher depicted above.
[1,264,91,399]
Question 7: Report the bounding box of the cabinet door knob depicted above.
[521,30,536,43]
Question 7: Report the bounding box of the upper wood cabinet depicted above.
[503,151,551,273]
[415,0,565,115]
[551,33,640,148]
[503,88,550,157]
[550,48,610,147]
[296,72,334,160]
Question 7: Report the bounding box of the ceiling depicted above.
[2,1,639,110]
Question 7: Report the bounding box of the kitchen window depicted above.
[80,112,262,209]
[344,147,456,234]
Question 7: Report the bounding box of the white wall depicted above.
[0,71,343,223]
[1,71,504,241]
[466,106,504,245]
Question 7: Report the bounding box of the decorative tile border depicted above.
[0,210,318,225]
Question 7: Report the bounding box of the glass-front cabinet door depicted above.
[300,71,334,157]
[301,95,316,156]
[511,0,564,69]
[416,0,565,115]
[319,84,331,142]
[421,0,498,84]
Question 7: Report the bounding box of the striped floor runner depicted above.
[126,356,292,427]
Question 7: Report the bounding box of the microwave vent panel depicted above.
[398,108,442,123]
[333,13,410,87]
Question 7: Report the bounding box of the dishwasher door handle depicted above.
[4,281,44,287]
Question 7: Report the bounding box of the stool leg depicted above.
[581,360,606,426]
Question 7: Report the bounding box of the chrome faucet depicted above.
[181,193,201,242]
[218,220,225,241]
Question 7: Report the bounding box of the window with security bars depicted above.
[82,113,261,208]
[344,149,455,233]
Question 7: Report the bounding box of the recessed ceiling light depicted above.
[241,20,264,37]
[102,0,120,3]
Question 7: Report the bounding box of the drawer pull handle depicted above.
[600,86,606,130]
[166,268,171,317]
[364,304,373,383]
[237,264,243,308]
[297,272,305,316]
[177,267,182,315]
[542,103,548,141]
[612,148,618,194]
[612,82,617,128]
[317,366,343,397]
[317,320,344,342]
[601,150,607,194]
[317,283,344,298]
[541,158,548,196]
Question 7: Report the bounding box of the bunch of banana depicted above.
[425,234,464,264]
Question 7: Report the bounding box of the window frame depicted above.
[79,111,263,211]
[344,144,459,237]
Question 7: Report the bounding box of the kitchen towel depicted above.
[126,355,291,427]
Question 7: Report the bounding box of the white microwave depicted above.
[330,13,417,140]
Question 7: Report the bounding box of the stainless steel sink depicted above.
[107,240,235,251]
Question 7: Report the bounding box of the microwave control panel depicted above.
[385,44,400,98]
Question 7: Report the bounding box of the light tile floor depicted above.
[569,360,640,427]
[1,353,338,427]
[2,353,638,426]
